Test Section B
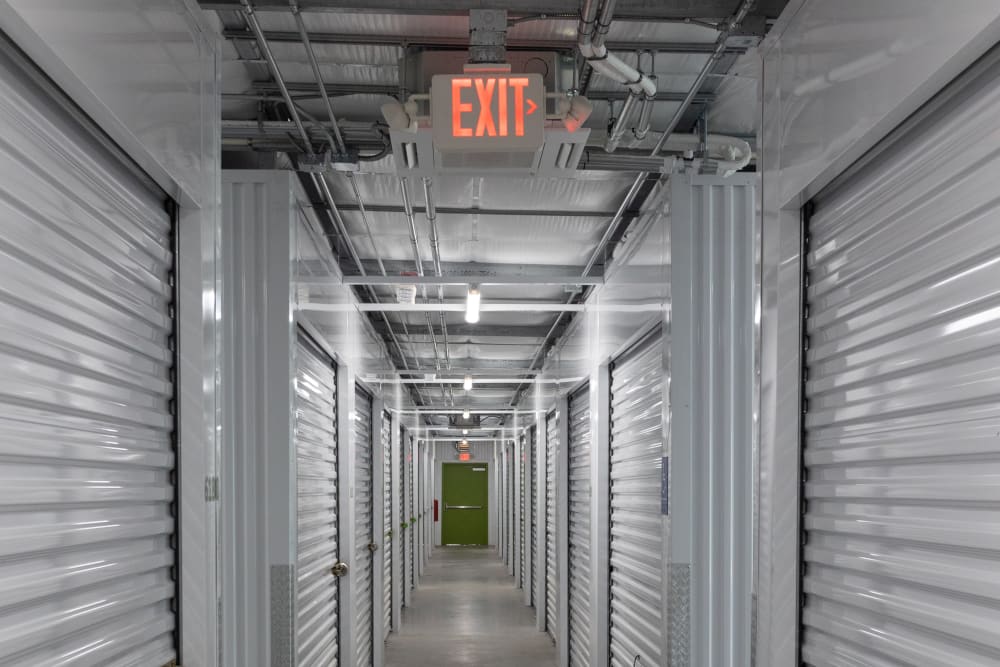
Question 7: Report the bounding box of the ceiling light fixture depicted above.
[465,284,481,323]
[463,429,469,435]
[463,408,470,419]
[463,374,473,391]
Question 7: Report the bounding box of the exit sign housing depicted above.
[431,73,545,152]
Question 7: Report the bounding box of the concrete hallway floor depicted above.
[385,547,556,667]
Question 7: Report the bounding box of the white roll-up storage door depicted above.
[407,436,414,590]
[801,49,1000,666]
[530,425,538,608]
[567,385,592,666]
[0,38,178,666]
[519,434,526,589]
[609,332,665,667]
[380,411,392,639]
[545,410,559,642]
[294,335,340,667]
[399,428,407,599]
[353,387,374,667]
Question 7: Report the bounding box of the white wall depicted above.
[0,3,223,664]
[757,2,1000,664]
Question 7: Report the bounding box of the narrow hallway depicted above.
[386,548,556,667]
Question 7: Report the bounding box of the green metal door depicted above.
[441,463,490,545]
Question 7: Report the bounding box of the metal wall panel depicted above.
[381,411,392,640]
[407,436,414,590]
[0,43,177,665]
[399,428,408,600]
[567,385,592,666]
[669,173,757,667]
[530,426,538,607]
[545,411,560,642]
[801,49,1000,666]
[294,336,340,667]
[519,434,526,590]
[609,333,666,667]
[353,387,375,667]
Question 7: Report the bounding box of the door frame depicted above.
[440,462,491,546]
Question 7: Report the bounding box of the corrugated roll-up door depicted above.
[609,332,665,667]
[519,434,526,589]
[407,436,414,590]
[567,385,592,666]
[353,387,375,667]
[399,428,407,599]
[801,51,1000,666]
[0,39,178,665]
[508,443,514,567]
[380,411,392,639]
[530,425,538,607]
[294,335,340,667]
[545,410,559,642]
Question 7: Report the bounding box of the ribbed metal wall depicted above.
[380,411,392,640]
[519,434,526,590]
[802,53,1000,665]
[567,385,592,666]
[609,333,665,666]
[545,411,559,642]
[407,435,414,590]
[353,387,374,667]
[294,337,340,666]
[399,428,408,599]
[0,45,177,664]
[530,425,538,607]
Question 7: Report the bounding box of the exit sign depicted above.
[431,73,545,152]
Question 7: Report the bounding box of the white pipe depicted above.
[578,0,656,99]
[605,91,640,153]
[657,133,753,176]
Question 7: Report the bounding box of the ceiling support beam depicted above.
[300,302,664,313]
[201,0,788,21]
[245,80,714,105]
[340,275,604,286]
[221,28,751,55]
[372,323,554,338]
[347,260,602,277]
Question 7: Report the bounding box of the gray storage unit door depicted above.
[545,410,559,641]
[294,335,340,667]
[530,425,538,607]
[519,434,526,589]
[567,385,592,666]
[609,332,665,667]
[399,428,407,599]
[380,411,392,639]
[407,436,414,589]
[0,39,178,665]
[801,51,1000,666]
[353,387,375,667]
[508,443,514,566]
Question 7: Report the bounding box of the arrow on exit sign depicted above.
[431,73,545,152]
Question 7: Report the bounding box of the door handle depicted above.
[445,504,482,510]
[368,542,379,553]
[331,561,349,577]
